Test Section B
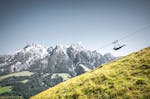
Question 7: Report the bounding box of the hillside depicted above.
[31,47,150,99]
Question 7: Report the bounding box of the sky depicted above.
[0,0,150,56]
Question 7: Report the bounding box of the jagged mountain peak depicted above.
[16,43,48,57]
[23,43,47,52]
[4,44,49,72]
[48,43,85,56]
[54,43,84,50]
[23,43,44,49]
[68,44,85,53]
[55,43,86,52]
[54,44,69,52]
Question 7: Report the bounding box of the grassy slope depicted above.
[31,47,150,99]
[51,73,71,81]
[0,86,12,94]
[0,71,34,81]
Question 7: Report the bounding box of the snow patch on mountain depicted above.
[8,44,49,72]
[22,43,48,58]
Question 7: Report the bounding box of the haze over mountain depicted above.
[0,43,116,98]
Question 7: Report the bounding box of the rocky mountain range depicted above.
[0,43,115,76]
[0,43,116,98]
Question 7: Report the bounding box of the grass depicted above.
[0,86,12,94]
[31,47,150,99]
[0,63,6,68]
[51,73,71,81]
[0,71,34,81]
[20,79,29,84]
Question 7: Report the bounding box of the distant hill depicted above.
[31,47,150,99]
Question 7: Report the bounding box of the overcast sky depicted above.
[0,0,150,56]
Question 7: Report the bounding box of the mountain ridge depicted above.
[0,43,115,75]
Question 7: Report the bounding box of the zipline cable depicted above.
[96,24,150,51]
[118,24,150,41]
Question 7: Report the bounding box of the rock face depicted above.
[0,43,116,76]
